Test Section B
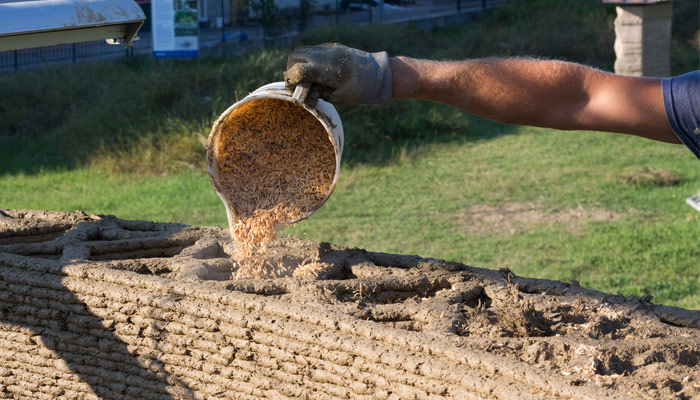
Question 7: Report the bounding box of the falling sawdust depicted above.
[211,98,336,279]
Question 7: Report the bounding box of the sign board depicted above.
[152,0,198,57]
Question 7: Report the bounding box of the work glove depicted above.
[284,43,392,106]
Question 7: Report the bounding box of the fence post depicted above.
[72,43,77,63]
[368,5,372,24]
[378,0,384,24]
[221,0,226,42]
[262,0,267,39]
[299,0,306,31]
[482,0,486,10]
[13,50,18,71]
[457,0,461,13]
[335,0,339,24]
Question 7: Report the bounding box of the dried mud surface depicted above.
[1,209,699,399]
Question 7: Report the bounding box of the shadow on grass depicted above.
[0,51,288,176]
[0,0,621,176]
[338,101,522,167]
[0,64,522,175]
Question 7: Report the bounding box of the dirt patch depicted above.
[452,202,622,235]
[618,168,682,187]
[1,209,699,399]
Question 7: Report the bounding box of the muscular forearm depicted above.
[391,56,588,127]
[390,56,679,143]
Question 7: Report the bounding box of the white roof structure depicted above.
[0,0,145,51]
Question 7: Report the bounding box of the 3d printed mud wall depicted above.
[1,210,699,399]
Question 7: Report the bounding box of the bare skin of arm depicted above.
[390,56,680,144]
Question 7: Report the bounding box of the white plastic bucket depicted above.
[207,81,344,229]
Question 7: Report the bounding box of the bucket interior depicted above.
[209,97,339,225]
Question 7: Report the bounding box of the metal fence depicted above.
[0,0,513,72]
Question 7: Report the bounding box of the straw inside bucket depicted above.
[212,97,336,271]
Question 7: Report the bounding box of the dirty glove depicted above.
[284,43,392,106]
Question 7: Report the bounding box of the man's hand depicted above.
[284,43,392,106]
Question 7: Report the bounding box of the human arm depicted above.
[389,56,680,144]
[284,44,681,144]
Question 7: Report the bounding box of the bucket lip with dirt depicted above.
[206,81,344,229]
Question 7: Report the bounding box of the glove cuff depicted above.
[371,51,392,107]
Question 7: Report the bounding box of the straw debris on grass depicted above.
[617,168,682,187]
[213,98,335,278]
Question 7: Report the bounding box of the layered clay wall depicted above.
[1,209,699,399]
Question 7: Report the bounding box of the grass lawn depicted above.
[2,121,698,307]
[1,0,698,307]
[287,123,700,309]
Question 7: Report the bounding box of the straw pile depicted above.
[213,98,335,278]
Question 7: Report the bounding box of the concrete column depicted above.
[613,2,672,77]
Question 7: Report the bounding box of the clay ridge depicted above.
[0,209,699,399]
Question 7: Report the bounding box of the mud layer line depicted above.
[1,209,699,400]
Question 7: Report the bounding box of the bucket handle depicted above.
[292,82,311,104]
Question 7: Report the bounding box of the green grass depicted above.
[1,0,698,307]
[284,124,700,308]
[2,121,698,307]
[0,169,223,225]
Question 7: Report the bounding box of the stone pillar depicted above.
[609,1,672,77]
